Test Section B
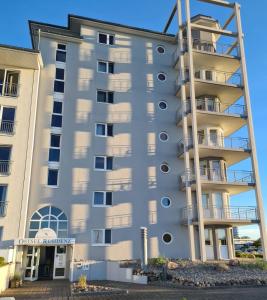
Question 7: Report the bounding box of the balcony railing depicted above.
[176,99,247,124]
[173,38,240,65]
[177,135,250,156]
[0,121,15,135]
[176,68,242,87]
[0,82,19,97]
[181,206,259,223]
[0,161,11,175]
[180,168,255,185]
[0,201,8,217]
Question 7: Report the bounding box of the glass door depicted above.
[24,246,40,281]
[53,246,67,279]
[213,193,224,219]
[205,229,214,260]
[210,160,222,181]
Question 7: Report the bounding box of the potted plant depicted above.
[10,273,22,288]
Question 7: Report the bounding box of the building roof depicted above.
[29,14,176,49]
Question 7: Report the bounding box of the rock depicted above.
[229,259,240,267]
[167,261,179,270]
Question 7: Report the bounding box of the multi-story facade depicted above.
[0,0,266,281]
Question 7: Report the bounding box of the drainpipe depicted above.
[140,227,148,270]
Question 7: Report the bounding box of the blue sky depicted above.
[0,0,266,239]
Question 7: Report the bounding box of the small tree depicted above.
[253,238,261,248]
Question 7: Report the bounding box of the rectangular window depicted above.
[47,168,59,186]
[94,156,113,170]
[98,33,114,45]
[95,123,113,137]
[49,134,61,162]
[54,80,64,93]
[92,229,112,245]
[51,101,63,128]
[55,68,65,80]
[56,44,66,63]
[96,90,114,104]
[97,61,114,74]
[0,106,15,134]
[0,226,3,241]
[93,191,112,206]
[0,185,8,217]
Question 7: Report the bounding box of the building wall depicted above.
[0,65,39,257]
[26,26,191,261]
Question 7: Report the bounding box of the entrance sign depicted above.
[15,238,75,245]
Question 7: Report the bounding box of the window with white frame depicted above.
[29,206,67,238]
[98,33,114,45]
[56,44,66,63]
[93,191,112,206]
[94,156,113,170]
[95,123,113,137]
[97,90,114,103]
[51,101,63,128]
[92,229,112,245]
[54,68,65,93]
[48,134,61,162]
[47,168,59,187]
[97,60,114,74]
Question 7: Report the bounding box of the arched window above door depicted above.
[29,206,68,238]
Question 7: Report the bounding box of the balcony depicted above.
[0,121,15,135]
[0,82,19,97]
[176,99,247,135]
[176,68,243,104]
[177,134,251,165]
[0,201,8,217]
[180,168,255,194]
[181,205,259,226]
[0,161,11,175]
[173,38,240,73]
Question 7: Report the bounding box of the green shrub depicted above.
[78,274,87,289]
[148,256,168,266]
[241,260,267,270]
[0,257,5,265]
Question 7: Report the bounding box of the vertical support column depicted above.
[235,3,267,261]
[177,0,195,261]
[185,0,206,261]
[226,228,234,259]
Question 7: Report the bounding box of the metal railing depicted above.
[177,135,250,156]
[176,67,242,87]
[176,99,247,124]
[180,168,255,185]
[174,38,240,65]
[0,82,19,97]
[0,161,11,175]
[0,121,15,135]
[181,206,259,223]
[0,201,7,217]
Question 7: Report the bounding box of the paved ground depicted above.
[1,280,267,300]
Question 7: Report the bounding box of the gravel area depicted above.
[145,260,267,288]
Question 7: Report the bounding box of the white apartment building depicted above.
[0,0,266,281]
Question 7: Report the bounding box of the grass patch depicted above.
[240,259,267,270]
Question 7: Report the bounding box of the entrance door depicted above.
[53,246,67,279]
[38,246,55,280]
[24,246,40,281]
[205,229,214,260]
[217,229,229,260]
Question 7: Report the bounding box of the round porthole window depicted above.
[162,233,173,244]
[157,73,167,82]
[159,132,169,142]
[160,163,170,173]
[161,197,171,208]
[158,101,168,110]
[157,45,165,54]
